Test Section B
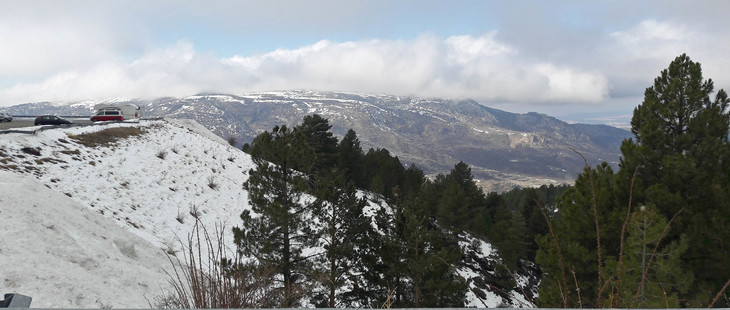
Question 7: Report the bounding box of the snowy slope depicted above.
[0,120,253,251]
[0,119,537,308]
[1,119,251,307]
[0,171,170,308]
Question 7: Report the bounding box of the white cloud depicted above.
[223,34,609,104]
[603,19,730,101]
[610,19,692,60]
[1,33,612,106]
[0,16,130,80]
[2,12,729,123]
[535,64,608,103]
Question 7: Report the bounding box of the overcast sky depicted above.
[1,1,729,125]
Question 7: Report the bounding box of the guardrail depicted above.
[0,118,163,135]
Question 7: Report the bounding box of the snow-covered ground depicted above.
[1,119,252,307]
[0,171,171,308]
[0,118,535,308]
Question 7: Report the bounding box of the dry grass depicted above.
[68,127,144,147]
[153,220,279,309]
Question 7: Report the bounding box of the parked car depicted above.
[90,108,124,122]
[0,112,12,122]
[34,115,73,125]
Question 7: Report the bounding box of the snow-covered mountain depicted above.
[6,90,631,192]
[0,119,537,308]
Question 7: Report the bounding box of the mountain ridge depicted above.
[6,90,631,192]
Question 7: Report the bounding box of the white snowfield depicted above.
[0,171,170,308]
[1,119,251,308]
[0,118,533,308]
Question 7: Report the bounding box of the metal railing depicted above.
[0,118,163,135]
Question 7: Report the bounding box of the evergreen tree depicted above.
[506,212,529,270]
[435,162,489,234]
[536,54,730,308]
[436,181,470,230]
[535,163,624,308]
[372,183,467,308]
[309,170,371,307]
[399,199,467,307]
[521,189,549,261]
[337,129,365,187]
[489,198,529,271]
[233,125,313,307]
[606,205,692,308]
[370,193,408,307]
[294,114,339,185]
[363,148,405,199]
[618,54,730,306]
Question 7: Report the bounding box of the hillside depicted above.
[6,91,631,192]
[0,119,537,308]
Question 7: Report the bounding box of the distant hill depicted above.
[6,91,631,191]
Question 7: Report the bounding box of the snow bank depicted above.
[0,171,170,308]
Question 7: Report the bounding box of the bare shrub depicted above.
[226,136,238,147]
[189,205,201,219]
[153,220,279,308]
[207,176,218,190]
[157,150,167,159]
[176,209,185,224]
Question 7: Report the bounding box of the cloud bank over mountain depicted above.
[1,1,729,122]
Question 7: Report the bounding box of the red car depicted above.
[90,109,124,122]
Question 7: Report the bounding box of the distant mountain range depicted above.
[6,90,631,191]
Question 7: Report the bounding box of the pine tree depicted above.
[294,114,339,185]
[337,129,365,187]
[535,163,624,308]
[489,200,529,271]
[436,181,470,230]
[363,148,405,200]
[233,125,313,307]
[309,170,371,308]
[374,187,467,307]
[435,162,489,233]
[521,189,549,260]
[536,54,730,308]
[607,205,692,308]
[618,54,730,306]
[399,200,467,307]
[506,212,529,269]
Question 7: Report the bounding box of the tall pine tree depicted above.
[618,54,730,306]
[294,114,339,181]
[536,54,730,308]
[233,125,313,307]
[535,163,624,308]
[309,170,372,307]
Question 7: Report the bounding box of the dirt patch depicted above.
[59,149,81,155]
[69,127,145,147]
